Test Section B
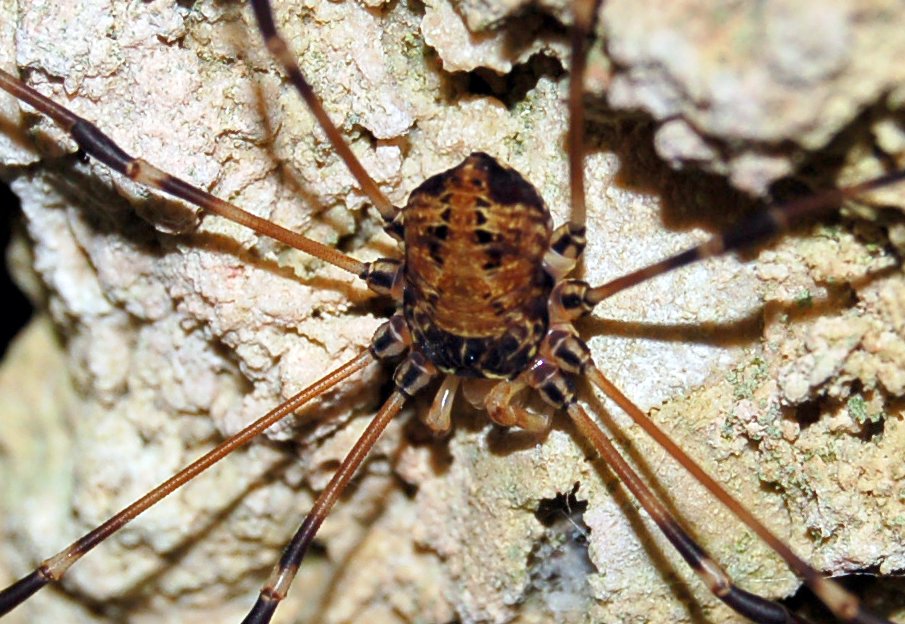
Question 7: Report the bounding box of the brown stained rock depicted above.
[0,1,903,624]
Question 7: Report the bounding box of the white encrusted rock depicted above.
[0,1,903,623]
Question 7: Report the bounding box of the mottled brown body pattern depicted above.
[402,153,553,379]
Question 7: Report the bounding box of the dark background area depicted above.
[0,178,34,358]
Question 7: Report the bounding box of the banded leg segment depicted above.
[585,168,905,305]
[0,350,374,617]
[544,222,588,281]
[249,0,396,221]
[0,69,365,277]
[586,366,891,624]
[241,390,408,624]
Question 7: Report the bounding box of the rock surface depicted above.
[0,1,903,623]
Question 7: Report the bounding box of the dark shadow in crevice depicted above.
[782,572,905,623]
[455,52,566,109]
[524,482,595,617]
[561,400,716,623]
[0,180,33,358]
[439,8,567,110]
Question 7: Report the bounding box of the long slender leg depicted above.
[585,365,892,624]
[557,0,901,615]
[249,0,396,222]
[566,402,814,624]
[515,339,820,623]
[537,326,890,622]
[0,350,374,616]
[558,0,898,611]
[584,168,905,304]
[242,390,408,624]
[0,69,366,277]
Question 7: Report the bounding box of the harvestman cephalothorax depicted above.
[1,0,904,617]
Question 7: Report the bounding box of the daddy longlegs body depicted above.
[1,0,904,622]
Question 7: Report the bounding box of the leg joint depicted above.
[369,313,410,360]
[393,351,437,397]
[526,360,576,409]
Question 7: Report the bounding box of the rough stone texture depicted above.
[602,0,905,194]
[0,1,903,624]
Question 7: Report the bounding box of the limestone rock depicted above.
[0,1,903,623]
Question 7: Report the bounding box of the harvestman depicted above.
[1,0,904,622]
